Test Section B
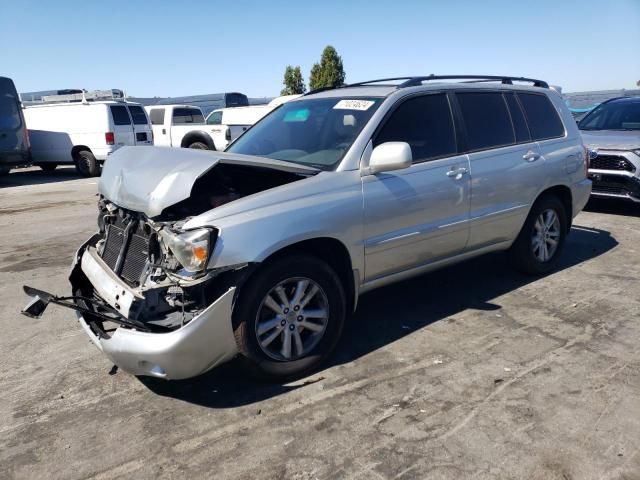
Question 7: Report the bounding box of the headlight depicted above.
[160,228,213,273]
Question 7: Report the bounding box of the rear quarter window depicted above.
[457,92,515,151]
[517,93,565,140]
[149,108,165,125]
[172,108,205,124]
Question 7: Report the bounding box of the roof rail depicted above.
[33,89,126,105]
[305,75,549,96]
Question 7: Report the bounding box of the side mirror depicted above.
[369,142,412,174]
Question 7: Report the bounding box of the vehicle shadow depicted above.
[140,224,618,408]
[584,197,640,218]
[0,166,82,188]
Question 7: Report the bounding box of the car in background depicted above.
[145,104,222,150]
[579,96,640,202]
[24,90,153,176]
[0,76,31,175]
[206,95,302,149]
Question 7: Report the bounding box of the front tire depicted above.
[233,255,346,380]
[511,194,568,275]
[75,151,100,177]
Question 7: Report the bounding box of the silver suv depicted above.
[24,75,591,381]
[579,96,640,202]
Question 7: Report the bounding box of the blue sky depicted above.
[2,0,638,97]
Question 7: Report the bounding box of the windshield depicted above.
[226,97,383,170]
[580,100,640,131]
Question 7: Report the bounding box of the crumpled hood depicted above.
[581,130,640,151]
[99,146,318,218]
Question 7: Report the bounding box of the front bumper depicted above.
[71,238,238,379]
[588,171,640,202]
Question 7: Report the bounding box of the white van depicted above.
[24,94,153,176]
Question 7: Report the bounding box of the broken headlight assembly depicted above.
[159,228,216,273]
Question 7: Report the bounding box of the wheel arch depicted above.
[181,132,215,150]
[535,184,573,228]
[258,237,358,313]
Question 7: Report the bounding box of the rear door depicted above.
[0,77,29,167]
[126,104,153,145]
[148,108,169,146]
[109,104,135,148]
[456,91,545,249]
[362,93,471,282]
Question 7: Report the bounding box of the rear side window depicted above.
[0,77,22,130]
[374,94,457,162]
[149,108,165,125]
[110,105,131,125]
[225,93,249,107]
[457,92,514,151]
[172,108,204,124]
[504,93,531,143]
[518,93,564,140]
[207,111,222,125]
[127,105,148,125]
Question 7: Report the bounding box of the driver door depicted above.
[362,93,471,282]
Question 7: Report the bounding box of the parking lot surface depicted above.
[1,168,639,480]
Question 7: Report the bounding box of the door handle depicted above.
[162,128,166,135]
[523,150,540,162]
[446,167,468,178]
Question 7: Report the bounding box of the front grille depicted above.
[590,155,636,172]
[101,213,151,286]
[592,184,628,196]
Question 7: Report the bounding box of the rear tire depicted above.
[511,194,568,275]
[187,142,209,150]
[38,163,57,173]
[233,255,346,381]
[75,151,100,177]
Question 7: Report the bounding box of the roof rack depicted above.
[305,75,549,95]
[34,89,126,105]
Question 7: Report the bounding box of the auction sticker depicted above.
[333,99,375,111]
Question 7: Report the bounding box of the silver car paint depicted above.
[99,146,318,218]
[85,82,591,379]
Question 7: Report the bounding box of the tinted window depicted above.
[225,93,249,107]
[374,94,457,162]
[207,111,222,125]
[172,108,205,124]
[127,105,148,125]
[579,100,640,131]
[457,92,514,150]
[110,105,131,125]
[518,93,564,140]
[0,77,22,130]
[505,93,530,143]
[149,108,165,125]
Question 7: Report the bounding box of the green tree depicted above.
[280,65,306,95]
[309,45,346,91]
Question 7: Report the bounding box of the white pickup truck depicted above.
[145,104,220,150]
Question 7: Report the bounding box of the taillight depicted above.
[105,132,115,145]
[225,128,231,141]
[24,126,31,150]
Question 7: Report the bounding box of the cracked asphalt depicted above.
[1,167,639,479]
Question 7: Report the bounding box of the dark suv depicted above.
[580,96,640,202]
[0,76,31,174]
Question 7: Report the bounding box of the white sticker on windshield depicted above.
[333,99,375,111]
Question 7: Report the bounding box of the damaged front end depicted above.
[24,200,255,379]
